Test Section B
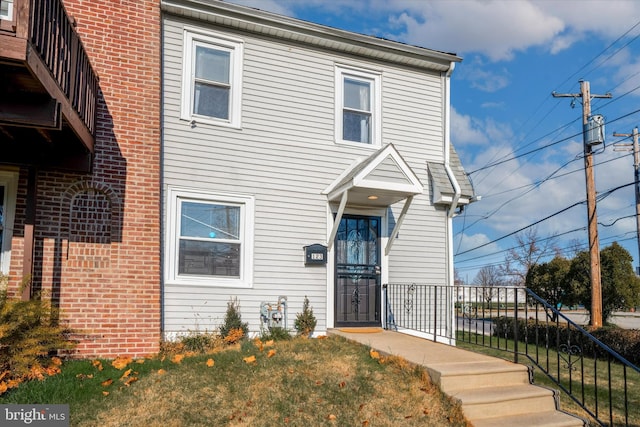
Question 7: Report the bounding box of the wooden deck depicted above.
[0,0,98,172]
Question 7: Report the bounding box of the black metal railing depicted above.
[29,0,97,135]
[383,283,640,426]
[383,283,455,342]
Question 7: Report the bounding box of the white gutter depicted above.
[443,63,461,219]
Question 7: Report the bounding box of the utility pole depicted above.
[553,80,611,328]
[613,127,640,275]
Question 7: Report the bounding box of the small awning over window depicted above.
[323,143,423,253]
[428,145,475,206]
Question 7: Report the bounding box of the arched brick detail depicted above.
[60,181,121,269]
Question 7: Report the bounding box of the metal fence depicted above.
[384,283,640,426]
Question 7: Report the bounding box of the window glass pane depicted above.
[194,82,229,119]
[344,78,370,111]
[0,0,13,19]
[195,46,230,84]
[179,240,240,277]
[343,110,371,143]
[180,201,239,240]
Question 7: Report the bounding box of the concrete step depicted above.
[427,360,530,393]
[471,410,586,427]
[452,384,557,420]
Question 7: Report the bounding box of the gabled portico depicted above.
[323,143,423,255]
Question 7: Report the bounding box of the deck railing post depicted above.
[433,285,437,342]
[382,284,387,330]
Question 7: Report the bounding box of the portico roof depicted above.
[323,144,423,253]
[323,143,423,208]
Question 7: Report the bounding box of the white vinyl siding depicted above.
[162,15,448,334]
[0,170,18,275]
[335,65,381,147]
[181,28,243,128]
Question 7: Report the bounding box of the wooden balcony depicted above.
[0,0,98,172]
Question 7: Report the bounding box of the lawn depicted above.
[456,332,640,427]
[0,335,469,426]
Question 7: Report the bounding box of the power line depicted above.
[555,19,640,91]
[456,152,633,237]
[456,200,585,256]
[455,226,586,264]
[455,181,636,257]
[455,230,638,274]
[471,18,640,182]
[467,128,582,175]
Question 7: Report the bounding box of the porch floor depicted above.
[328,329,586,427]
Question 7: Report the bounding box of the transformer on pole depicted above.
[553,80,611,329]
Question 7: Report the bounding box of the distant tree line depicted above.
[462,228,640,325]
[526,242,640,324]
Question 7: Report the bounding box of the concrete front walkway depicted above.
[328,328,585,427]
[329,328,498,366]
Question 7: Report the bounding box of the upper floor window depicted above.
[181,29,243,128]
[166,187,254,288]
[0,0,13,20]
[335,65,381,147]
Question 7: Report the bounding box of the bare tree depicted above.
[473,265,503,303]
[454,268,465,286]
[501,227,556,287]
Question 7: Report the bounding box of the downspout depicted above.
[443,62,461,219]
[443,62,458,344]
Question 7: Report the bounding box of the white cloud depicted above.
[451,107,490,147]
[458,65,511,93]
[480,101,505,109]
[228,0,640,63]
[390,1,565,61]
[451,107,516,151]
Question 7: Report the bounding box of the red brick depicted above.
[7,0,161,358]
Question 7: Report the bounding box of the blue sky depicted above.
[226,0,640,281]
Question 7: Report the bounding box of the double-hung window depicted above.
[166,188,253,287]
[335,65,381,146]
[0,0,13,20]
[182,29,243,127]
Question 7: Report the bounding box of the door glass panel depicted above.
[335,215,380,326]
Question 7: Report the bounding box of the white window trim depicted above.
[165,187,254,288]
[334,64,382,148]
[181,28,243,128]
[0,0,13,20]
[0,169,18,275]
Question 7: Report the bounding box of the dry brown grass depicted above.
[76,336,469,427]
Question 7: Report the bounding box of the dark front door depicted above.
[335,215,381,327]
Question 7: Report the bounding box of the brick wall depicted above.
[9,0,162,357]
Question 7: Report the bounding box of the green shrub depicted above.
[219,297,248,340]
[179,331,220,353]
[591,327,640,365]
[259,326,292,341]
[493,317,640,365]
[294,296,317,336]
[0,279,75,387]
